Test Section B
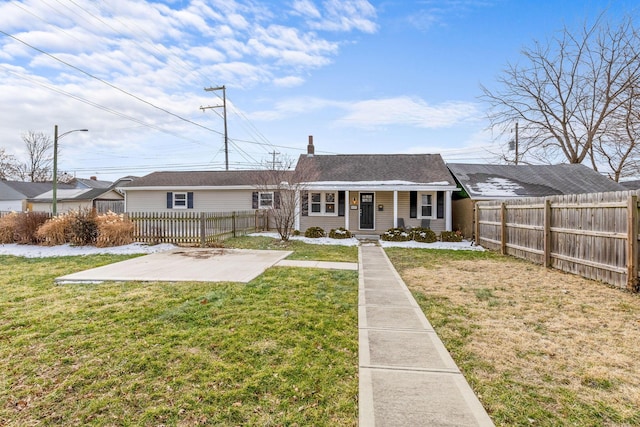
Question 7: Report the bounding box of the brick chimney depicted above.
[307,135,314,156]
[90,176,97,180]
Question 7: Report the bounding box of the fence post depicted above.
[232,211,237,237]
[627,195,638,291]
[544,198,552,267]
[500,202,507,255]
[200,212,206,248]
[474,202,479,244]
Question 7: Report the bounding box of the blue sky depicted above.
[0,0,638,181]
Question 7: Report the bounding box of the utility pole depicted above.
[515,121,519,165]
[509,121,519,165]
[269,150,280,169]
[200,86,228,170]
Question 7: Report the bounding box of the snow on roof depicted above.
[470,177,525,197]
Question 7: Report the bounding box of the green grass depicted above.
[223,235,358,262]
[0,254,358,426]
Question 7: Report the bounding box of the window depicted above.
[173,192,187,209]
[420,193,435,218]
[166,191,193,209]
[259,192,273,208]
[309,191,338,216]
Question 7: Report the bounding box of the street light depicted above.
[53,125,88,216]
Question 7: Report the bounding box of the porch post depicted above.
[393,190,398,228]
[345,190,350,230]
[445,190,453,231]
[294,190,301,231]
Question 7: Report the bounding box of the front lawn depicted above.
[0,254,358,426]
[223,235,358,262]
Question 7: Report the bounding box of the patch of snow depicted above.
[0,234,484,258]
[251,232,483,251]
[251,232,359,246]
[470,177,523,197]
[0,242,177,258]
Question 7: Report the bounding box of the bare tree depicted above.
[251,156,318,241]
[0,148,19,180]
[482,14,640,177]
[14,131,54,182]
[592,85,640,181]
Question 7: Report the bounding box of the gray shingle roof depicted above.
[123,170,292,187]
[296,154,456,185]
[447,163,626,199]
[0,181,74,199]
[620,179,640,190]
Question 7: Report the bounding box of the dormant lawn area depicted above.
[0,244,359,426]
[386,248,640,426]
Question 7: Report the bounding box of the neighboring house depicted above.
[121,138,459,234]
[121,170,290,213]
[447,163,628,237]
[0,181,74,212]
[27,177,124,214]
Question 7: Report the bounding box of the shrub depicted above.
[381,227,411,242]
[329,227,352,239]
[69,208,98,246]
[304,226,325,238]
[36,213,74,246]
[96,211,134,247]
[14,212,51,244]
[0,212,19,243]
[440,230,463,242]
[411,227,437,243]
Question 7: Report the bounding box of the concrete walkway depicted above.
[358,244,494,426]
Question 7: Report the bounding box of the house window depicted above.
[419,193,435,218]
[173,192,187,209]
[166,191,194,209]
[309,192,338,216]
[259,192,274,208]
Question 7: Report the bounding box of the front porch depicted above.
[297,189,454,234]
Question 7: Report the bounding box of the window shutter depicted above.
[301,191,308,216]
[409,191,417,218]
[252,191,258,209]
[274,191,281,209]
[166,192,173,209]
[437,191,444,219]
[338,191,345,216]
[187,192,194,209]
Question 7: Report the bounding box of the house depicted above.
[295,138,458,234]
[0,181,74,212]
[447,163,628,237]
[121,170,287,213]
[121,137,459,234]
[29,185,124,214]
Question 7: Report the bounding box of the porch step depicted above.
[354,234,381,245]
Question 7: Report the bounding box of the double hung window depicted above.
[419,193,435,218]
[309,192,337,215]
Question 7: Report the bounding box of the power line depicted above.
[0,30,223,136]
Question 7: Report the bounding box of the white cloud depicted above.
[273,75,306,87]
[292,0,322,19]
[302,0,378,33]
[338,97,480,129]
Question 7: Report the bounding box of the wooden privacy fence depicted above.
[475,190,640,292]
[127,210,268,247]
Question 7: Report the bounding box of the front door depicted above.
[360,193,374,230]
